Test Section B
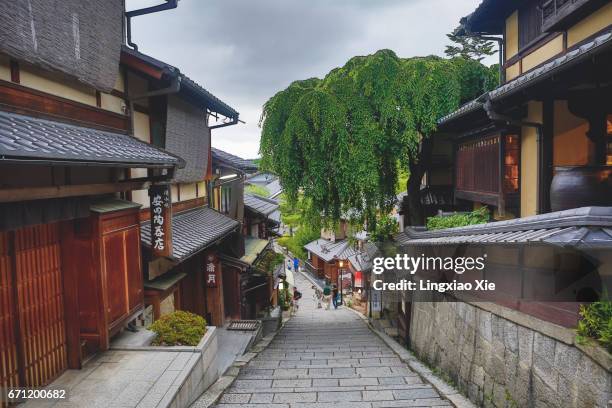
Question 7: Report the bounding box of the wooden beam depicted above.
[120,51,164,80]
[0,79,129,132]
[0,180,153,203]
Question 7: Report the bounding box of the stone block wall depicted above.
[409,300,611,407]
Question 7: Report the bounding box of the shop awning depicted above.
[396,207,612,249]
[241,236,271,265]
[0,110,184,168]
[141,207,240,262]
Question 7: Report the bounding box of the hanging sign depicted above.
[149,184,173,258]
[355,271,363,288]
[206,253,218,288]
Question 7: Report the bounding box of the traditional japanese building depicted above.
[429,0,611,218]
[391,2,612,405]
[211,148,279,321]
[243,194,281,238]
[119,47,242,329]
[0,0,185,389]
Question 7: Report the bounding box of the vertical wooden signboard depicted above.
[149,184,173,258]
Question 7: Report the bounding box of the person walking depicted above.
[312,285,322,308]
[292,287,302,315]
[332,285,339,309]
[323,283,332,310]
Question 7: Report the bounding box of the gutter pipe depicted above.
[125,0,179,51]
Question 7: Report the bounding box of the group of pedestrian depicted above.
[312,283,340,310]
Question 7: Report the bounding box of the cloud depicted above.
[129,0,484,158]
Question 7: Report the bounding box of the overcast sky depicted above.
[129,0,487,159]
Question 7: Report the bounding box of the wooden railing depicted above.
[541,0,595,31]
[304,260,324,280]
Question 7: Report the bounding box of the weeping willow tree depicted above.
[260,50,495,228]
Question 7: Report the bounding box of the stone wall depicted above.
[409,299,611,407]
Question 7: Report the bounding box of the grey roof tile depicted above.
[0,110,182,167]
[211,147,258,173]
[396,207,612,248]
[141,206,239,261]
[304,238,355,263]
[244,194,279,217]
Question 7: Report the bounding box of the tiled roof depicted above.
[396,207,612,248]
[304,238,356,263]
[244,194,279,217]
[437,98,484,126]
[0,111,183,168]
[180,75,239,120]
[348,242,380,272]
[246,172,283,198]
[141,207,239,262]
[438,30,612,127]
[264,178,283,198]
[121,46,238,120]
[489,30,612,101]
[211,147,258,173]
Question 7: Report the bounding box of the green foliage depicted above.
[426,207,489,230]
[279,193,317,231]
[372,214,399,242]
[276,223,320,260]
[245,184,270,198]
[149,311,207,346]
[278,288,291,311]
[445,26,497,61]
[255,250,285,275]
[396,163,409,194]
[260,50,493,227]
[576,296,612,352]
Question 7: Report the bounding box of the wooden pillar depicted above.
[60,221,81,369]
[539,99,554,214]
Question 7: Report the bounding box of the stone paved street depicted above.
[213,272,451,408]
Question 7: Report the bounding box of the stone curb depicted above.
[344,305,476,408]
[189,316,288,407]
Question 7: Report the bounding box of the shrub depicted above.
[278,288,291,311]
[255,250,285,275]
[372,215,399,242]
[576,298,612,352]
[149,311,207,346]
[426,206,489,230]
[276,225,320,260]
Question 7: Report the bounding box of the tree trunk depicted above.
[406,136,434,227]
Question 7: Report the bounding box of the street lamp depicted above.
[338,260,344,306]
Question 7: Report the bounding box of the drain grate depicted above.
[227,320,260,331]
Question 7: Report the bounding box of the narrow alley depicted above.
[213,272,450,408]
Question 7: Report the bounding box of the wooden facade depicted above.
[0,224,68,389]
